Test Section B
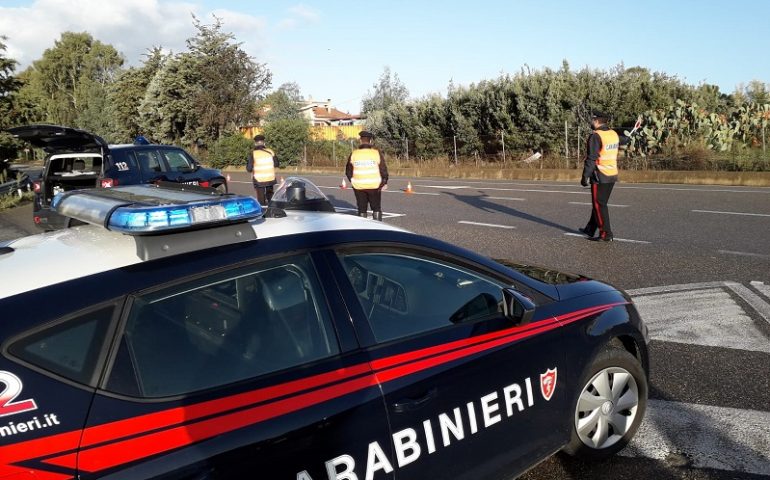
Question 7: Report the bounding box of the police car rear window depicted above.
[9,306,114,386]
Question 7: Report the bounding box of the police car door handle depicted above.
[392,388,438,413]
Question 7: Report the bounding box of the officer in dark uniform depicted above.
[345,130,389,220]
[579,111,630,242]
[246,135,279,205]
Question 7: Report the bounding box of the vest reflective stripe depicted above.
[350,148,382,190]
[252,149,276,183]
[595,130,619,177]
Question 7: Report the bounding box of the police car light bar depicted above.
[52,184,262,234]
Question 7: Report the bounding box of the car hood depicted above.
[494,259,617,300]
[6,124,108,153]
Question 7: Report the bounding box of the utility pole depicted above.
[576,126,581,169]
[405,137,409,162]
[453,135,458,165]
[501,131,506,167]
[332,140,336,166]
[564,121,569,168]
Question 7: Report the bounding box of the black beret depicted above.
[590,111,608,120]
[253,134,265,142]
[359,130,374,139]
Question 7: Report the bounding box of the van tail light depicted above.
[33,181,41,193]
[199,180,210,188]
[101,178,117,188]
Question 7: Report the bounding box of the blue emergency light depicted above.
[52,184,262,234]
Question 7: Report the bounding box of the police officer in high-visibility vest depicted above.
[579,111,629,242]
[246,134,279,205]
[345,130,388,221]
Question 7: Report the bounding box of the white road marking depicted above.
[718,250,770,260]
[486,196,526,201]
[333,207,405,219]
[631,287,770,353]
[419,185,470,190]
[626,282,728,296]
[619,185,770,194]
[385,190,441,196]
[409,178,770,193]
[724,282,770,326]
[457,221,516,229]
[568,201,629,207]
[693,209,770,217]
[417,184,590,195]
[621,400,770,476]
[751,281,770,302]
[317,186,441,196]
[478,187,590,195]
[562,233,651,244]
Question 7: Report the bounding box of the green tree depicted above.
[263,118,310,167]
[108,48,165,142]
[186,16,272,145]
[0,36,23,160]
[139,54,198,144]
[18,32,123,130]
[362,66,409,114]
[261,84,303,122]
[742,80,770,104]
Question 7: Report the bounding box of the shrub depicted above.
[263,119,310,167]
[207,132,253,169]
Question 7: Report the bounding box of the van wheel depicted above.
[563,347,647,460]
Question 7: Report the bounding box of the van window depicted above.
[48,155,103,176]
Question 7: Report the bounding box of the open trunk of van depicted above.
[41,154,104,207]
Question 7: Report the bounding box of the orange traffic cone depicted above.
[278,176,284,186]
[226,173,231,182]
[404,181,414,194]
[340,178,348,189]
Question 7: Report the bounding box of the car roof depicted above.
[0,212,405,300]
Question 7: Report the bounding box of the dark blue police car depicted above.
[0,179,649,479]
[5,124,228,231]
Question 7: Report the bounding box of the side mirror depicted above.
[502,288,536,325]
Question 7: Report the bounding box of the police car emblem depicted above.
[540,367,557,401]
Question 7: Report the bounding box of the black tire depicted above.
[563,347,647,460]
[213,182,227,194]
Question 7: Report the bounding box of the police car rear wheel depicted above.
[564,347,647,460]
[213,183,227,194]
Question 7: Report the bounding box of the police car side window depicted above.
[133,150,163,173]
[162,149,194,172]
[104,254,340,398]
[9,306,115,386]
[339,252,505,343]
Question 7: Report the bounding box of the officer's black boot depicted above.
[358,212,368,218]
[373,211,383,221]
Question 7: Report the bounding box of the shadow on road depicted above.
[444,190,578,233]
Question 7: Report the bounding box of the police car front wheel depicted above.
[564,347,647,460]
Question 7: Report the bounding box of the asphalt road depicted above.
[2,173,769,479]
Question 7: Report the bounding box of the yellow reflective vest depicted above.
[251,148,276,183]
[350,148,382,190]
[595,130,619,178]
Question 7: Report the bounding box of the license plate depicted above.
[191,205,226,222]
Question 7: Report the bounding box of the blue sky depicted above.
[2,0,769,113]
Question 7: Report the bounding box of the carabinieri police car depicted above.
[0,178,649,480]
